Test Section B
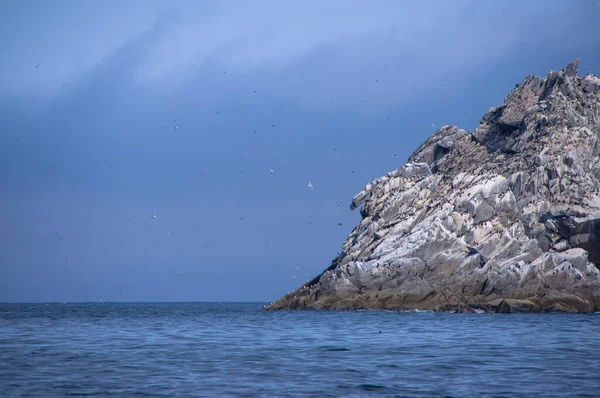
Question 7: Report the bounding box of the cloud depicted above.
[0,0,594,107]
[0,0,168,96]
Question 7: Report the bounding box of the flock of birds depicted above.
[17,60,451,300]
[17,40,585,302]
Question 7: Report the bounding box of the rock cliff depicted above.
[267,59,600,313]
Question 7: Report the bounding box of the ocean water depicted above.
[1,303,599,397]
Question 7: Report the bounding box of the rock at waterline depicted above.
[266,59,600,313]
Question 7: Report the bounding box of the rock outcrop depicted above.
[267,59,600,313]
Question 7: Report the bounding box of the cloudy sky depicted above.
[1,0,599,302]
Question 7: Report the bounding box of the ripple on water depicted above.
[1,304,600,397]
[318,346,350,352]
[358,383,387,391]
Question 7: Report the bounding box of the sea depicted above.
[1,303,599,397]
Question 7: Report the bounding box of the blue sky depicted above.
[1,0,599,302]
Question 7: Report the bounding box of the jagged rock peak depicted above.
[267,59,600,313]
[565,58,580,77]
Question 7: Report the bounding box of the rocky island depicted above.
[267,59,600,313]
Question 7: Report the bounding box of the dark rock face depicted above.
[266,60,600,313]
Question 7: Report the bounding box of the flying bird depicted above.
[308,181,313,189]
[337,222,343,227]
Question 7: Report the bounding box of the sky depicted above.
[1,0,599,303]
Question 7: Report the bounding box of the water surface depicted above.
[1,303,598,397]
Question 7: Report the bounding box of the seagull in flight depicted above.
[308,181,313,189]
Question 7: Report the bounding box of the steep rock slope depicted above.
[267,59,600,313]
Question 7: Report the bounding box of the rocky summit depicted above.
[267,59,600,313]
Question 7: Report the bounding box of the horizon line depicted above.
[0,301,270,304]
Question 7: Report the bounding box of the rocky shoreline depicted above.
[266,59,600,313]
